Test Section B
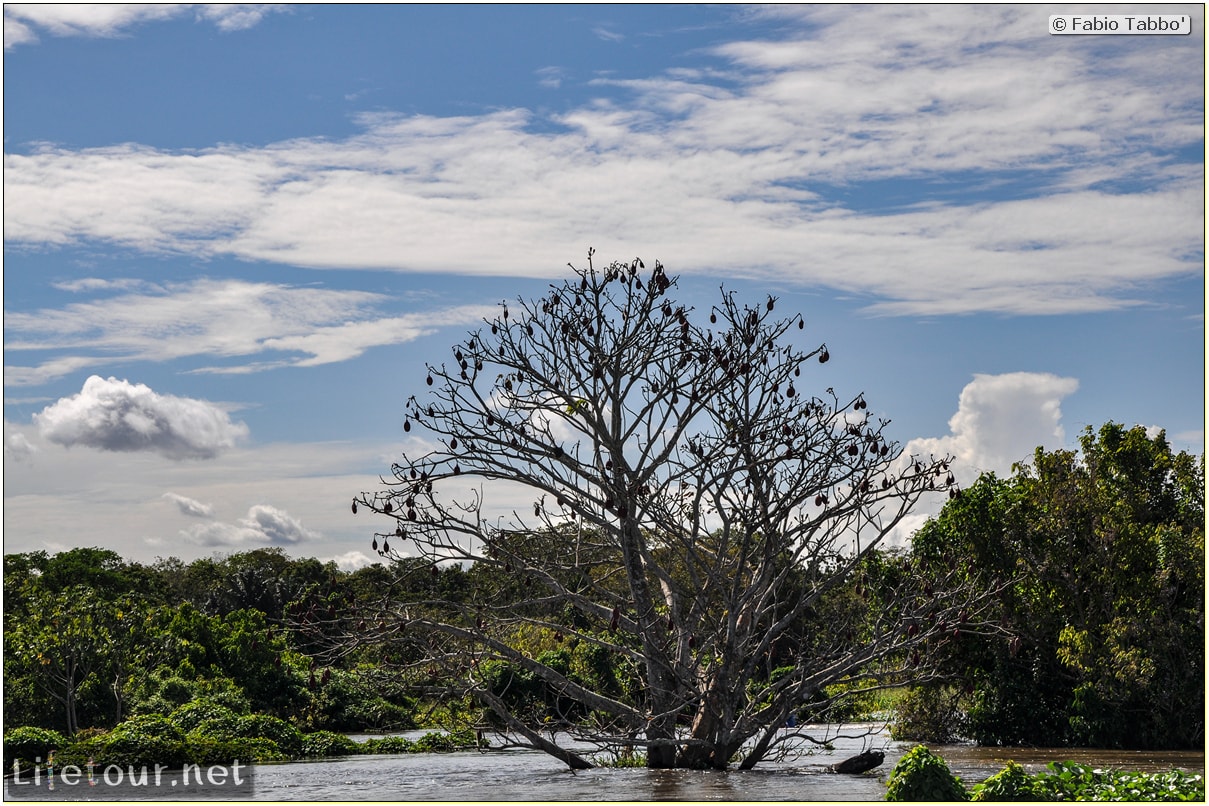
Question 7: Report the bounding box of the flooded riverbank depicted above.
[8,723,1201,801]
[252,724,1204,801]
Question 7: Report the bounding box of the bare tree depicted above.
[349,251,995,769]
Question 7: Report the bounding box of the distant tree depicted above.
[349,253,995,769]
[908,423,1205,749]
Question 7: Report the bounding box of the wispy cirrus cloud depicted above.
[3,5,1202,316]
[3,4,287,49]
[4,278,496,385]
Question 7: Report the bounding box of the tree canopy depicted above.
[906,422,1204,749]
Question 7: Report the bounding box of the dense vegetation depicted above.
[896,423,1204,749]
[885,745,1205,802]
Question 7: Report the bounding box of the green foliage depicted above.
[230,714,304,755]
[891,686,966,743]
[361,735,417,754]
[410,728,480,752]
[911,423,1205,749]
[884,745,968,802]
[969,760,1037,801]
[92,714,190,769]
[3,726,66,770]
[300,730,361,757]
[361,730,484,754]
[304,666,416,732]
[168,698,241,734]
[1028,761,1205,802]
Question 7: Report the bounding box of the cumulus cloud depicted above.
[323,550,378,572]
[4,4,285,48]
[4,279,496,385]
[3,6,1200,316]
[906,372,1080,481]
[180,503,319,548]
[881,372,1079,547]
[163,492,215,518]
[5,430,37,462]
[33,375,249,460]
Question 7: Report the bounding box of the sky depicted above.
[3,3,1204,570]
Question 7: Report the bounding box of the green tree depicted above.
[909,423,1204,748]
[6,586,116,734]
[350,254,990,769]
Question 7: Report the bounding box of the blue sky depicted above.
[4,4,1204,568]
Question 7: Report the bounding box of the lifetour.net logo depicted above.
[5,753,255,801]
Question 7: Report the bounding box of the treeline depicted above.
[3,422,1203,756]
[4,547,413,735]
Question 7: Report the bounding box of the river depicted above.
[8,724,1202,801]
[249,724,1206,801]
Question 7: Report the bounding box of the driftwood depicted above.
[829,749,885,774]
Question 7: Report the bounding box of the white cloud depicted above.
[3,6,1201,316]
[535,66,564,89]
[593,26,624,43]
[905,372,1080,481]
[175,504,320,548]
[3,4,286,48]
[4,278,496,385]
[5,428,37,462]
[163,491,215,518]
[2,425,386,563]
[52,278,154,294]
[322,550,378,572]
[33,375,249,460]
[884,372,1081,548]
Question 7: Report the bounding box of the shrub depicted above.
[361,735,416,754]
[169,699,239,734]
[186,735,288,765]
[94,715,190,769]
[970,760,1037,801]
[300,731,360,757]
[3,726,66,771]
[885,745,968,802]
[891,686,966,743]
[232,714,303,756]
[1030,761,1205,802]
[360,730,485,755]
[184,712,300,760]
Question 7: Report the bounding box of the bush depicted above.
[1030,761,1205,802]
[360,730,485,755]
[410,728,481,752]
[3,726,66,771]
[300,731,360,757]
[891,686,965,743]
[169,699,239,734]
[186,735,288,765]
[970,760,1037,801]
[885,745,968,802]
[232,714,303,756]
[361,735,416,754]
[93,715,190,769]
[184,712,300,760]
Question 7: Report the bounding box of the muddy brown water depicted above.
[257,724,1205,801]
[8,724,1202,801]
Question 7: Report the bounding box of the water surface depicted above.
[251,724,1202,801]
